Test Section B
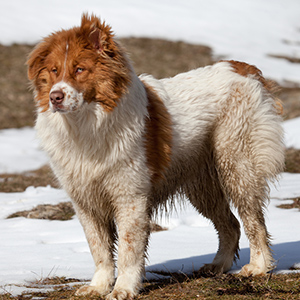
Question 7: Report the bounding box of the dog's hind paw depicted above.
[239,263,267,277]
[198,263,229,277]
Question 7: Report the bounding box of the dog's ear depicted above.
[27,42,50,80]
[88,27,100,51]
[81,13,116,57]
[88,27,105,53]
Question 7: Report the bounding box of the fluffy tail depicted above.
[223,60,283,115]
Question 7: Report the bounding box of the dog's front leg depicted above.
[107,195,150,300]
[73,203,116,297]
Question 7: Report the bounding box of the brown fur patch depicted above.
[224,60,283,115]
[142,82,172,184]
[27,14,130,113]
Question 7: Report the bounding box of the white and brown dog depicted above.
[27,14,284,300]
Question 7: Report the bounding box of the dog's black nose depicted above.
[50,90,64,104]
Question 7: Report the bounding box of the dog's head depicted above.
[27,14,130,113]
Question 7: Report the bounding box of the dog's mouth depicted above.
[51,104,68,113]
[50,100,81,114]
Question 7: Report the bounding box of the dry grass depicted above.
[0,44,35,129]
[7,202,75,221]
[269,53,300,64]
[0,165,58,193]
[280,87,300,120]
[2,273,299,299]
[138,273,300,300]
[285,148,300,173]
[277,197,300,210]
[120,37,213,79]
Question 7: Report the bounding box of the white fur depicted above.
[140,63,232,154]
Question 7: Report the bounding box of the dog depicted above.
[27,14,285,300]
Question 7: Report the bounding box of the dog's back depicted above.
[142,61,283,199]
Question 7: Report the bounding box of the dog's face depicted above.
[27,14,130,113]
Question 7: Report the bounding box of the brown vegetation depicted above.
[2,273,299,299]
[0,165,58,193]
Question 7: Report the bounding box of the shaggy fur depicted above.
[27,14,285,300]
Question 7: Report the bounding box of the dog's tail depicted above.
[222,60,283,115]
[215,59,285,195]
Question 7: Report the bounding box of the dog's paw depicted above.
[198,263,227,277]
[106,288,135,300]
[75,285,111,297]
[239,263,267,276]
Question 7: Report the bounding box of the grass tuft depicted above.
[0,165,58,193]
[277,197,300,210]
[7,202,75,221]
[285,148,300,173]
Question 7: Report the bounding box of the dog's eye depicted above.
[51,68,58,74]
[76,67,84,74]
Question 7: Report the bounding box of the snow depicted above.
[0,128,48,174]
[283,117,300,149]
[0,0,300,85]
[0,0,300,295]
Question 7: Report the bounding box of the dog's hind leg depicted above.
[215,161,274,276]
[235,196,273,276]
[184,168,241,276]
[213,82,284,275]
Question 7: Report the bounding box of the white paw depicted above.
[106,288,135,300]
[239,263,267,276]
[75,284,111,297]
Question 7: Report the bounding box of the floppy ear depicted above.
[27,43,50,80]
